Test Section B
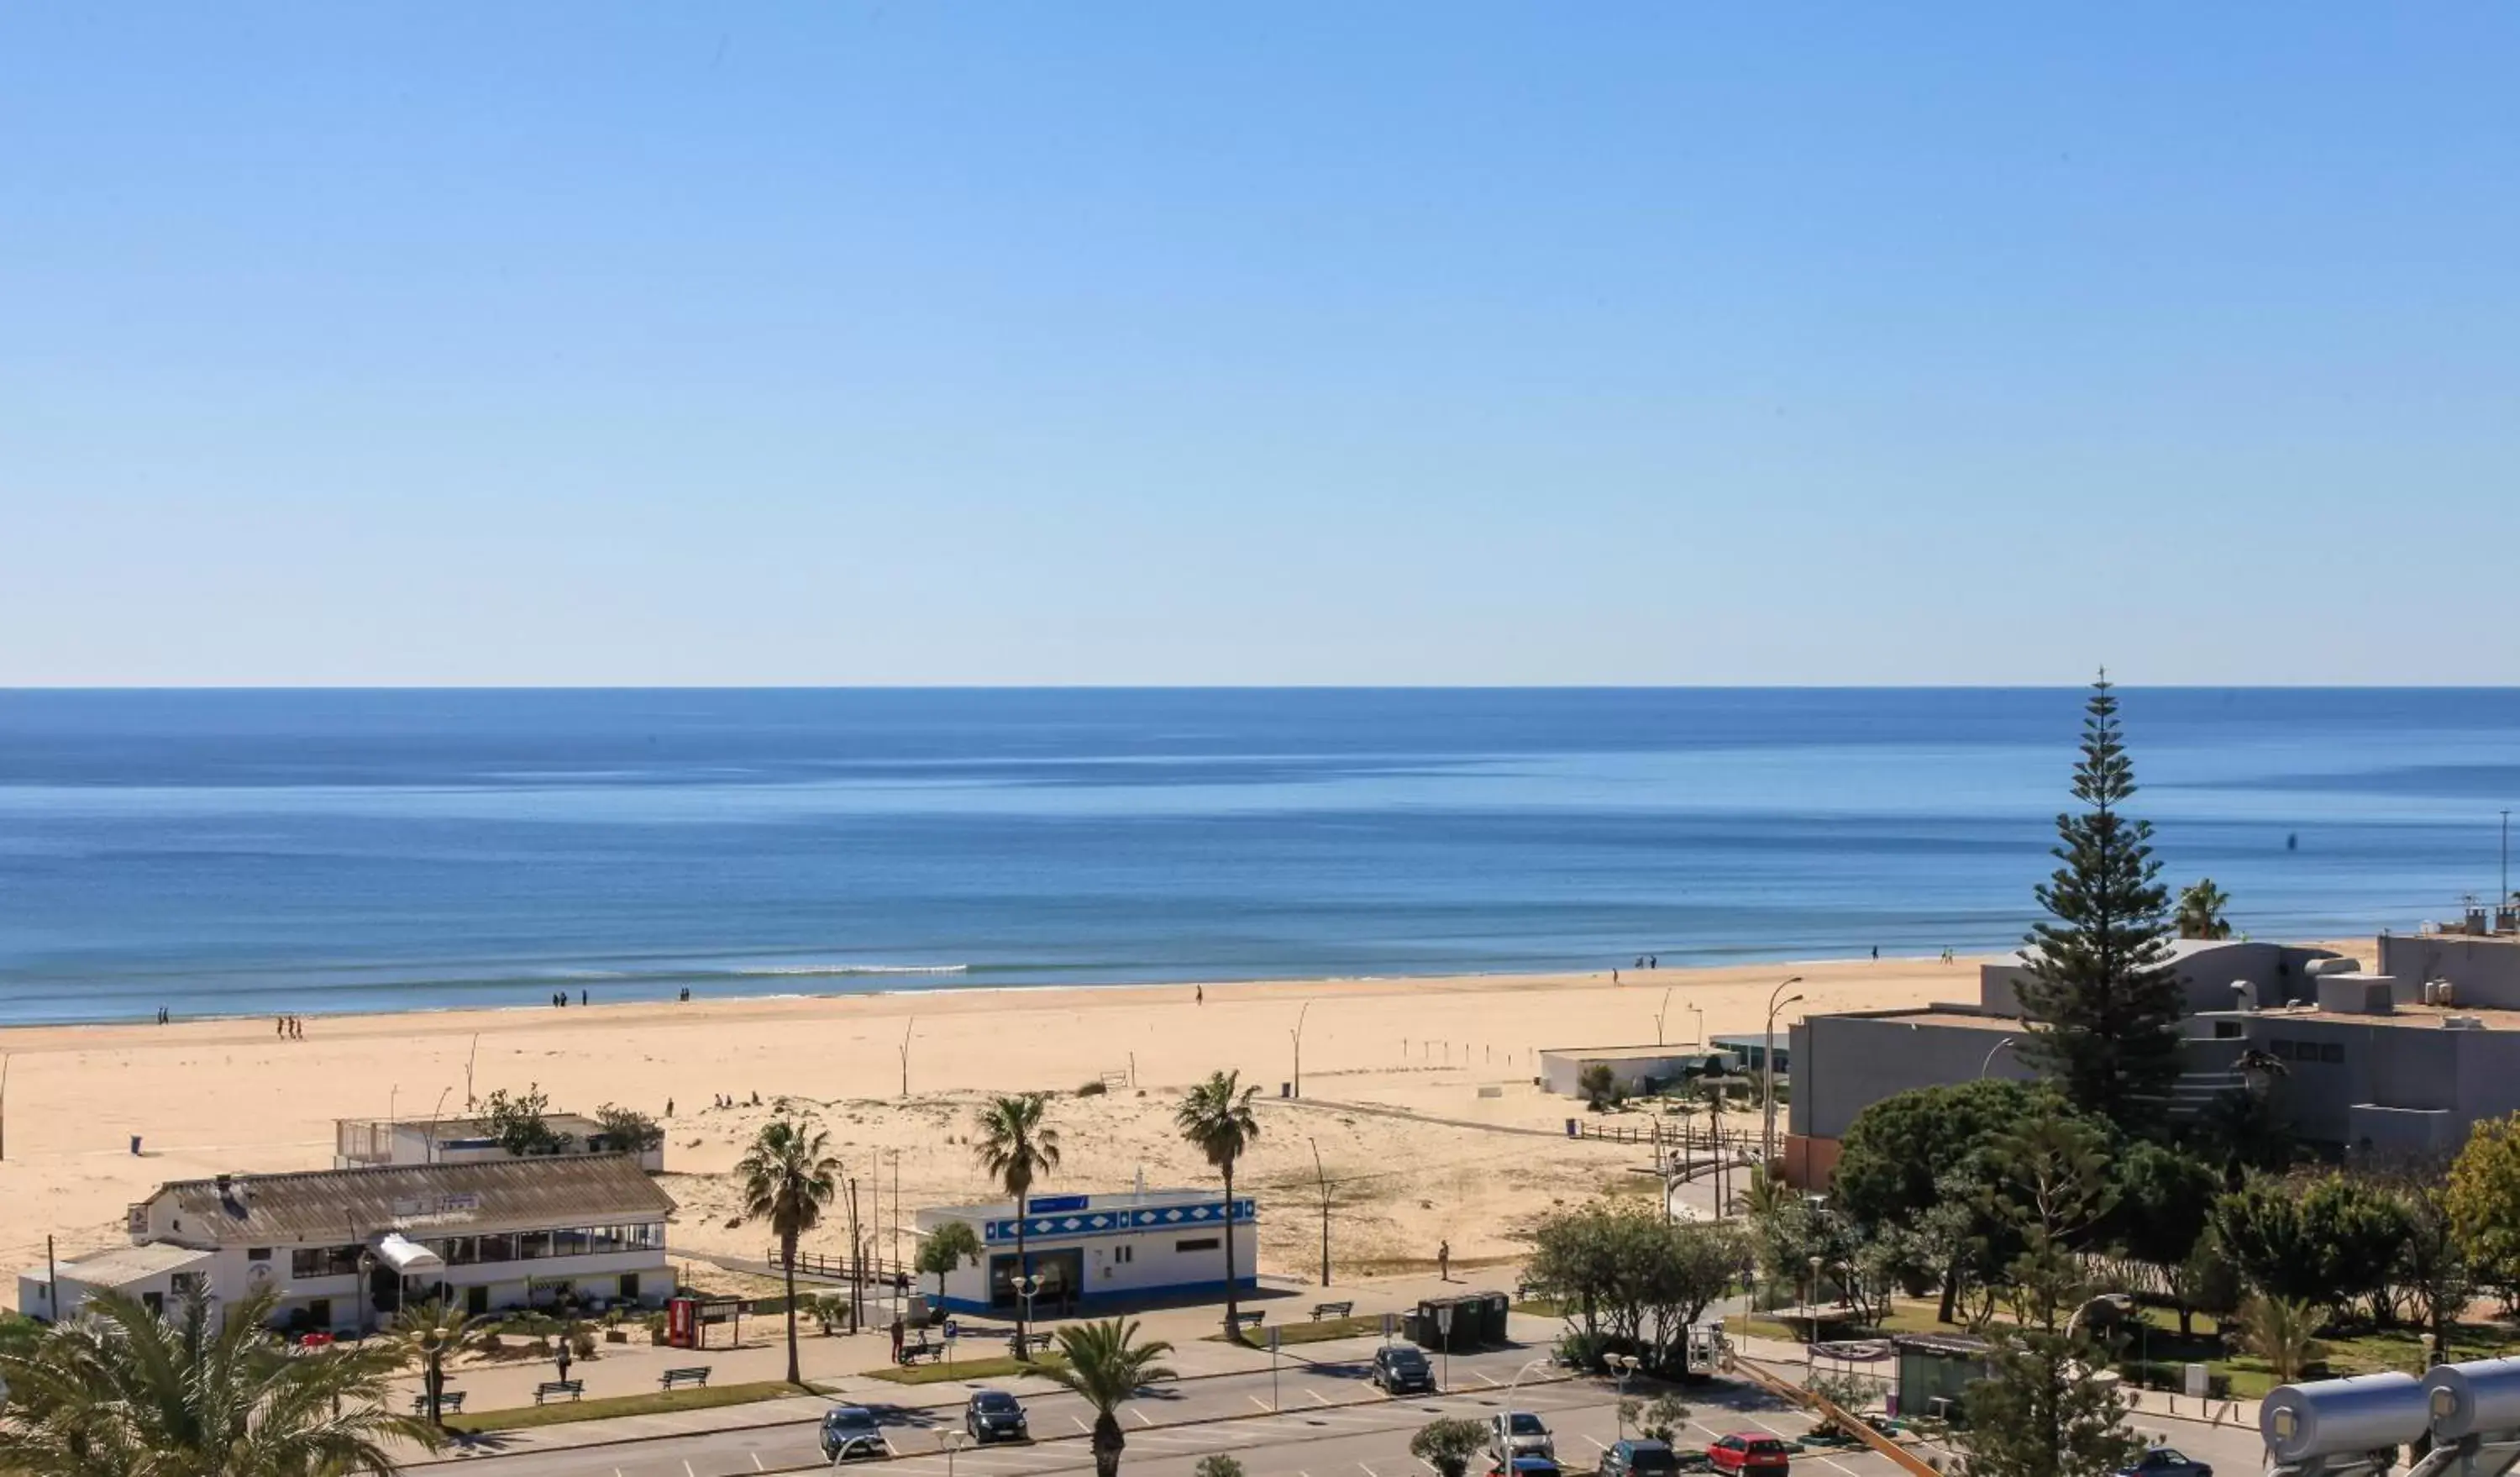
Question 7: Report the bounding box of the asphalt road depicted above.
[438,1341,2271,1477]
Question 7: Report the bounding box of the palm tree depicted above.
[737,1112,841,1385]
[1732,1164,1791,1220]
[2238,1293,2323,1382]
[974,1092,1062,1346]
[0,1283,437,1477]
[2176,878,2234,940]
[1039,1317,1176,1477]
[389,1299,483,1427]
[1173,1070,1263,1338]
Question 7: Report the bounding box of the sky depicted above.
[3,6,2515,686]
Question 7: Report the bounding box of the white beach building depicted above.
[333,1113,665,1172]
[19,1155,674,1333]
[913,1189,1255,1316]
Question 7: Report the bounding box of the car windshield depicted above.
[975,1395,1018,1411]
[1746,1440,1787,1455]
[831,1412,878,1431]
[1509,1416,1547,1434]
[1389,1350,1426,1368]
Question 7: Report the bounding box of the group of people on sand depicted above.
[708,1092,761,1110]
[1611,954,1660,985]
[273,1015,305,1038]
[548,990,589,1008]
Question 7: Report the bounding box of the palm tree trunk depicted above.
[1221,1160,1240,1339]
[782,1230,801,1385]
[1093,1411,1125,1477]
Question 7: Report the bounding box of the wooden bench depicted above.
[1310,1301,1354,1321]
[533,1380,585,1405]
[898,1337,942,1365]
[410,1390,467,1415]
[1006,1330,1052,1359]
[1227,1311,1266,1333]
[659,1367,711,1390]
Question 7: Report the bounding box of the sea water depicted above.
[0,687,2512,1025]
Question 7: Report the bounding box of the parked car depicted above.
[965,1390,1029,1443]
[2118,1449,2211,1477]
[1491,1411,1557,1460]
[1708,1434,1792,1477]
[1599,1440,1681,1477]
[820,1406,889,1462]
[1487,1457,1562,1477]
[1371,1344,1436,1394]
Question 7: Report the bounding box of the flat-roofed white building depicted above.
[913,1189,1254,1316]
[17,1242,216,1323]
[333,1112,664,1172]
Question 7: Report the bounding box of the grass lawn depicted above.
[861,1352,1071,1386]
[441,1380,812,1434]
[1207,1315,1385,1347]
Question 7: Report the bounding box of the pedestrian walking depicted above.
[1436,1238,1451,1283]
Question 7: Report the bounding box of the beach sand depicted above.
[0,948,2292,1307]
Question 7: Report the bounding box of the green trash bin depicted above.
[1477,1290,1509,1344]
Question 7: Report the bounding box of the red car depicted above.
[1709,1434,1793,1477]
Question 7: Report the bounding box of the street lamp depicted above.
[937,1429,971,1477]
[1308,1137,1332,1286]
[1805,1255,1824,1374]
[1761,977,1805,1168]
[1657,988,1676,1046]
[1979,1037,2019,1080]
[1291,1000,1315,1099]
[1012,1275,1042,1358]
[1688,1005,1704,1048]
[1608,1353,1641,1438]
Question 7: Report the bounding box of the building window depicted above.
[1176,1238,1220,1254]
[2213,1022,2242,1039]
[246,1247,271,1263]
[619,1273,641,1302]
[476,1233,517,1263]
[2320,1042,2344,1064]
[1113,1245,1133,1264]
[291,1245,361,1279]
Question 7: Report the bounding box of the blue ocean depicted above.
[1,688,2512,1027]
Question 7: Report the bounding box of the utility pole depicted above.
[2503,809,2510,904]
[1290,1001,1314,1099]
[47,1233,58,1318]
[1308,1137,1331,1286]
[464,1033,480,1106]
[900,1017,915,1100]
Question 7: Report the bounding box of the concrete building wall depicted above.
[1539,1049,1712,1098]
[1788,1012,2034,1144]
[1978,941,2337,1018]
[2378,935,2520,1010]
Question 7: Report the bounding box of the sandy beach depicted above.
[0,949,2123,1307]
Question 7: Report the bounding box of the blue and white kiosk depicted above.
[913,1188,1257,1317]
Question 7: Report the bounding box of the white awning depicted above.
[371,1233,444,1275]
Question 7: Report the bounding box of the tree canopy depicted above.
[1524,1201,1743,1374]
[480,1085,574,1157]
[2016,675,2185,1133]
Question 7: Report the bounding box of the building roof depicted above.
[149,1154,673,1246]
[2228,1003,2520,1033]
[1815,1008,2022,1033]
[922,1187,1228,1221]
[1539,1044,1725,1064]
[55,1242,214,1287]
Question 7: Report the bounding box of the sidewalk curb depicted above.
[408,1347,1544,1468]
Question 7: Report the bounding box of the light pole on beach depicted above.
[900,1017,916,1101]
[1688,1004,1704,1047]
[1290,1000,1315,1099]
[1657,987,1676,1045]
[1761,977,1804,1168]
[1,1052,9,1162]
[1979,1037,2019,1080]
[1308,1136,1332,1286]
[426,1087,451,1163]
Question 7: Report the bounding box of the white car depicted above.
[1490,1411,1555,1461]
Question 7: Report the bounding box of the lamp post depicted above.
[938,1429,971,1477]
[1607,1353,1641,1438]
[1290,1001,1315,1098]
[1761,977,1805,1168]
[1,1052,10,1162]
[1013,1275,1042,1358]
[900,1017,916,1101]
[425,1086,451,1164]
[1805,1255,1823,1375]
[1688,1005,1704,1048]
[1979,1037,2019,1080]
[1308,1137,1332,1286]
[1657,988,1676,1046]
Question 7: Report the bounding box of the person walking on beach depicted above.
[1871,945,1879,961]
[1195,985,1204,1005]
[665,1097,674,1117]
[276,1016,286,1037]
[1436,1238,1451,1283]
[580,989,588,1007]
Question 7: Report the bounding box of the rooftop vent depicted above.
[2444,1016,2488,1031]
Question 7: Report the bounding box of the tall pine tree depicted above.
[2017,674,2183,1134]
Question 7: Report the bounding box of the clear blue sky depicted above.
[3,5,2514,686]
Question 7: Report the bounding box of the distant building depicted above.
[334,1112,664,1172]
[913,1189,1255,1315]
[1538,1045,1726,1099]
[19,1155,674,1332]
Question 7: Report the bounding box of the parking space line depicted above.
[1360,1464,1383,1477]
[1474,1372,1500,1387]
[1585,1437,1609,1452]
[1128,1407,1152,1428]
[752,1456,764,1472]
[1070,1416,1091,1434]
[1252,1396,1274,1412]
[1308,1388,1334,1406]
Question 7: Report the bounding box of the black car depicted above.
[965,1389,1029,1443]
[819,1406,889,1462]
[1371,1344,1436,1394]
[2117,1449,2211,1477]
[1599,1440,1681,1477]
